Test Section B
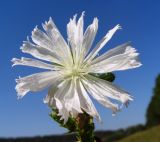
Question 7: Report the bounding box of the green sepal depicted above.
[50,108,76,133]
[90,72,115,82]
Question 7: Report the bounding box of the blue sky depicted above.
[0,0,160,138]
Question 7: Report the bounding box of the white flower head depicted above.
[12,13,142,123]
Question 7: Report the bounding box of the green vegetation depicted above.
[146,74,160,127]
[100,124,146,142]
[117,125,160,142]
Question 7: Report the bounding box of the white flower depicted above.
[12,12,142,123]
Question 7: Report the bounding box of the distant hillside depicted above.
[0,124,146,142]
[0,134,76,142]
[117,125,160,142]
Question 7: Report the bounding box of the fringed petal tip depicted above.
[73,13,77,20]
[111,104,121,116]
[49,16,52,21]
[116,24,122,30]
[104,24,122,38]
[112,100,132,117]
[42,17,54,30]
[11,58,16,62]
[46,16,53,24]
[94,114,102,122]
[15,81,25,100]
[119,95,134,110]
[138,62,142,67]
[69,11,85,23]
[129,60,142,70]
[17,94,24,100]
[112,95,134,116]
[31,26,44,40]
[16,90,28,100]
[15,81,29,99]
[32,25,38,33]
[82,11,85,16]
[79,11,85,20]
[93,17,98,30]
[68,14,77,24]
[15,78,28,98]
[11,57,24,64]
[11,57,25,67]
[19,37,30,51]
[77,11,85,20]
[124,100,130,108]
[20,38,32,50]
[11,57,55,70]
[43,96,48,104]
[15,77,21,83]
[11,58,17,67]
[110,94,134,116]
[31,26,39,39]
[105,24,122,38]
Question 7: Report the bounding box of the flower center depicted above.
[63,63,88,78]
[71,66,81,76]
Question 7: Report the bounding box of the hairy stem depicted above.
[76,113,96,142]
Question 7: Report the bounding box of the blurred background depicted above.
[0,0,160,142]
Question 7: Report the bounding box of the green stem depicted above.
[76,113,96,142]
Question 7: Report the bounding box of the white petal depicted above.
[89,44,142,73]
[53,81,71,123]
[52,80,71,122]
[85,75,133,105]
[21,41,62,65]
[43,80,61,107]
[53,79,82,122]
[67,12,85,63]
[12,57,57,70]
[55,98,70,123]
[76,12,84,46]
[42,18,72,64]
[67,12,84,47]
[82,76,119,114]
[32,27,69,65]
[67,14,77,59]
[91,42,131,64]
[31,26,54,51]
[16,71,61,98]
[76,79,101,121]
[83,17,98,56]
[63,79,82,117]
[84,24,121,63]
